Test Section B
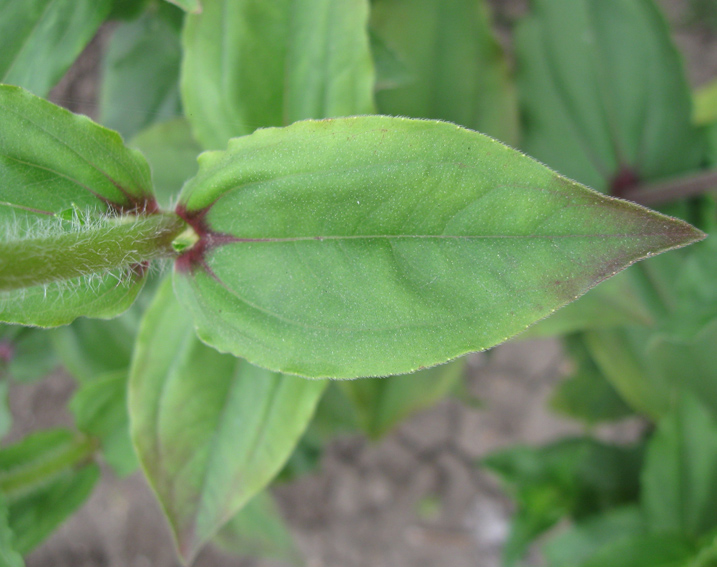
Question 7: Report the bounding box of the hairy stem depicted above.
[0,212,186,292]
[624,168,717,207]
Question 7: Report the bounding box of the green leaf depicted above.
[108,0,151,20]
[165,0,201,13]
[129,278,327,562]
[642,394,717,538]
[0,380,11,441]
[579,534,695,567]
[173,116,703,379]
[342,358,465,438]
[0,86,184,326]
[694,79,717,126]
[0,429,99,554]
[100,4,183,140]
[549,335,633,425]
[213,491,302,565]
[516,0,704,193]
[543,505,645,567]
[70,370,138,477]
[370,29,412,92]
[0,0,111,97]
[181,0,375,149]
[130,118,202,208]
[484,438,644,566]
[0,492,23,567]
[372,0,518,145]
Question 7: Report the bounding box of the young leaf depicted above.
[516,0,705,193]
[129,278,327,562]
[341,358,465,439]
[0,0,111,97]
[0,86,185,326]
[100,3,183,140]
[0,429,99,554]
[213,491,302,565]
[372,0,518,145]
[181,0,375,149]
[70,370,138,477]
[173,116,703,379]
[642,394,717,538]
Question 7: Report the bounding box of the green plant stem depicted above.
[625,168,717,207]
[0,435,97,503]
[0,212,186,292]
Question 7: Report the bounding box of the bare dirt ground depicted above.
[7,2,717,566]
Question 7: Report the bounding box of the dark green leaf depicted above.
[0,429,99,554]
[372,0,518,144]
[108,0,151,20]
[642,394,717,538]
[0,86,184,326]
[342,358,465,438]
[70,370,138,477]
[544,505,645,567]
[579,534,695,567]
[181,0,375,149]
[516,0,704,192]
[174,116,702,379]
[213,491,302,565]
[549,335,633,425]
[0,0,111,97]
[484,438,644,566]
[0,492,23,567]
[100,4,183,140]
[129,278,327,562]
[370,29,412,92]
[130,118,202,208]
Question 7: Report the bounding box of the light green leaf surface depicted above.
[0,86,180,326]
[516,0,704,193]
[544,505,645,567]
[71,370,138,477]
[100,4,183,140]
[372,0,518,145]
[129,278,327,562]
[165,0,201,13]
[642,394,717,538]
[130,118,202,207]
[0,0,111,97]
[579,534,695,567]
[0,492,23,567]
[694,79,717,126]
[213,491,302,565]
[342,358,465,438]
[0,429,99,554]
[549,335,633,425]
[181,0,375,149]
[174,116,702,379]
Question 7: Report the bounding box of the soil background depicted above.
[6,1,717,566]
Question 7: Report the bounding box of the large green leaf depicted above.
[484,438,644,566]
[173,116,702,379]
[129,278,327,562]
[0,429,99,554]
[516,0,704,193]
[341,358,465,438]
[0,86,184,326]
[642,395,717,538]
[213,491,302,565]
[371,0,518,145]
[130,118,202,207]
[100,3,183,140]
[0,0,111,97]
[181,0,375,149]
